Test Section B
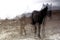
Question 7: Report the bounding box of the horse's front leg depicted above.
[42,18,46,38]
[37,24,41,38]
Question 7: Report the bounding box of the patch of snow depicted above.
[46,34,60,40]
[0,32,12,39]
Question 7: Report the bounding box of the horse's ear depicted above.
[43,3,45,7]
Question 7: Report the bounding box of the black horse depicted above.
[31,4,52,38]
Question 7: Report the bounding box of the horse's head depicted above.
[41,3,52,19]
[42,3,52,19]
[47,4,52,19]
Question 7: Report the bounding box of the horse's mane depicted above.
[40,6,48,12]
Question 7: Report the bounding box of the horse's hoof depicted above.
[38,35,41,38]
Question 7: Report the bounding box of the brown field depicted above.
[0,10,60,40]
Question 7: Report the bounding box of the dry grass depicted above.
[0,10,60,40]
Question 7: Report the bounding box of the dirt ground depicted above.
[0,11,60,40]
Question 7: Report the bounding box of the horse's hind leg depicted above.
[20,26,23,36]
[20,25,26,36]
[34,25,37,34]
[33,25,37,37]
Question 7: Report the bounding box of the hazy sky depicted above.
[0,0,59,19]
